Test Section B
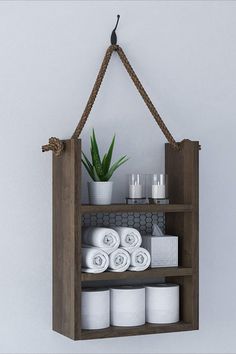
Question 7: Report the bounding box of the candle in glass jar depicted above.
[151,174,166,199]
[129,174,143,198]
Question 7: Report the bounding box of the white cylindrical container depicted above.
[88,181,113,205]
[145,284,179,324]
[152,184,165,199]
[81,288,110,329]
[128,174,145,199]
[150,174,168,199]
[110,286,145,326]
[129,184,142,198]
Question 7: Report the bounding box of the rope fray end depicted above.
[42,137,64,157]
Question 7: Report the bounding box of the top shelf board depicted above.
[81,203,192,214]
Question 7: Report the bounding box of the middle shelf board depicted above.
[81,203,192,214]
[81,267,192,282]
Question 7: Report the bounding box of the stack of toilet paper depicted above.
[81,283,180,329]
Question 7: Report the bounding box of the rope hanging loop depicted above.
[42,30,182,153]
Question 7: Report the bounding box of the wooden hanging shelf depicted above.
[52,139,199,340]
[43,19,199,340]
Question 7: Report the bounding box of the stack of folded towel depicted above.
[82,226,151,273]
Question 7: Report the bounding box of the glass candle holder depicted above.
[128,174,145,199]
[151,174,168,199]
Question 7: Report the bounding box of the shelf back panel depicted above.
[82,212,165,235]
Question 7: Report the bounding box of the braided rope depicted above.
[116,46,179,150]
[72,45,118,139]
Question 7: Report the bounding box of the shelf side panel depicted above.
[53,139,81,339]
[165,140,199,329]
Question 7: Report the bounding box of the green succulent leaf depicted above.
[101,153,107,169]
[102,135,115,174]
[105,155,129,180]
[92,166,101,181]
[82,157,95,180]
[90,130,104,178]
[82,152,93,171]
[91,129,101,164]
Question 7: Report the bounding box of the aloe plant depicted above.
[82,129,128,181]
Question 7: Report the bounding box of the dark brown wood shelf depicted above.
[81,203,192,214]
[81,321,193,340]
[81,267,192,282]
[52,139,199,340]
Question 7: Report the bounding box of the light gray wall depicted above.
[0,1,236,353]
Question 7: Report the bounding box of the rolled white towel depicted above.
[128,247,151,271]
[113,227,142,253]
[108,248,131,272]
[82,227,120,254]
[82,247,109,273]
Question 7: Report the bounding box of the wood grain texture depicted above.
[165,140,199,330]
[81,321,193,340]
[81,203,192,214]
[53,139,81,339]
[81,267,192,282]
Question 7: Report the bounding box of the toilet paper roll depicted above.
[110,286,145,327]
[81,288,110,329]
[145,283,179,324]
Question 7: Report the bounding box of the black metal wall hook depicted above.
[110,15,120,45]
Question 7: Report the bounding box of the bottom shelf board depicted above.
[81,321,193,340]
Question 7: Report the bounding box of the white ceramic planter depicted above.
[88,181,113,205]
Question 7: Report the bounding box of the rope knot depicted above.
[112,44,119,51]
[42,137,64,156]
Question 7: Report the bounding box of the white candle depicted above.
[129,184,142,198]
[152,183,166,199]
